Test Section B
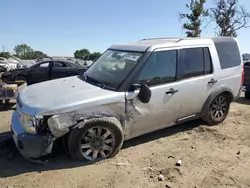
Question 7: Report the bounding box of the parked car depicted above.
[0,61,7,72]
[11,37,243,163]
[0,60,18,72]
[2,60,88,85]
[243,61,250,98]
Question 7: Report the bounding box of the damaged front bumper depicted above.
[11,110,54,161]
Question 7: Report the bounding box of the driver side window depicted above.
[34,62,50,69]
[139,50,177,86]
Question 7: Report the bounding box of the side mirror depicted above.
[130,83,151,103]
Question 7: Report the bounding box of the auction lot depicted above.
[0,95,250,188]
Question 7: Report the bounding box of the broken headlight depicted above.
[21,113,43,134]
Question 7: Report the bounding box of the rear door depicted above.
[176,46,215,121]
[50,61,71,80]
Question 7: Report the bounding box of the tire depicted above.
[15,75,26,82]
[67,117,124,162]
[14,75,29,86]
[245,91,250,99]
[202,93,230,125]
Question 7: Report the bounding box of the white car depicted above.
[0,60,18,71]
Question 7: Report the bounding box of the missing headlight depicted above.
[20,114,44,134]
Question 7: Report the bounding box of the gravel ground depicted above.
[0,95,250,188]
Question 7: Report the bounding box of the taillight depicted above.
[242,65,245,85]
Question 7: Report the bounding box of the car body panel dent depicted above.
[47,93,145,139]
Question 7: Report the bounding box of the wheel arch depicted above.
[67,116,124,161]
[200,86,234,117]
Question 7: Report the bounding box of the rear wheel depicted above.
[202,94,230,125]
[67,117,124,162]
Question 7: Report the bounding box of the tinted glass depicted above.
[212,38,241,69]
[53,62,65,67]
[139,50,177,86]
[35,62,50,69]
[179,48,204,79]
[204,47,213,74]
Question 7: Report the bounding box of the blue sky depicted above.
[1,0,250,56]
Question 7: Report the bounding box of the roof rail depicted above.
[140,37,180,41]
[139,37,189,43]
[139,37,209,43]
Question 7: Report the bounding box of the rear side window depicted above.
[53,61,66,68]
[179,48,204,79]
[212,38,241,69]
[204,47,213,74]
[179,47,213,79]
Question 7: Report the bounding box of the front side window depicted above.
[34,62,50,69]
[84,50,143,89]
[139,50,177,86]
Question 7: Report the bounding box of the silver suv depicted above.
[11,37,244,163]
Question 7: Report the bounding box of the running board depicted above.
[176,114,199,124]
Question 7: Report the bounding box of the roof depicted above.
[109,37,236,52]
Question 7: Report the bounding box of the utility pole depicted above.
[2,45,5,52]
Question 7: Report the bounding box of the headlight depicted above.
[20,113,43,134]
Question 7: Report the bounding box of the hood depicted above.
[2,68,27,78]
[18,76,124,116]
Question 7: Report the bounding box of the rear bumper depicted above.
[234,86,244,101]
[11,110,54,159]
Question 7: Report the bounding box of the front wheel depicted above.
[202,94,230,125]
[67,117,124,162]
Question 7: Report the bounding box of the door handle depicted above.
[165,88,178,94]
[208,79,217,84]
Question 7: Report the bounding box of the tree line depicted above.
[180,0,250,37]
[0,44,102,61]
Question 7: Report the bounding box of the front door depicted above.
[126,48,182,139]
[31,61,51,83]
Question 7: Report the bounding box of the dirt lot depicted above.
[0,96,250,188]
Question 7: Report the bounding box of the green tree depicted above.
[180,0,209,37]
[211,0,250,37]
[0,52,11,58]
[32,51,48,59]
[74,49,91,60]
[13,44,34,59]
[89,52,102,61]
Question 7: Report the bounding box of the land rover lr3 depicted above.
[11,37,243,163]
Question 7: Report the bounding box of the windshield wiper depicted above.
[83,74,107,89]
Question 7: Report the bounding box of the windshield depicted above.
[83,49,143,89]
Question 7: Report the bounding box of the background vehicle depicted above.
[2,60,88,85]
[0,60,18,72]
[11,37,243,163]
[243,61,250,98]
[0,80,18,106]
